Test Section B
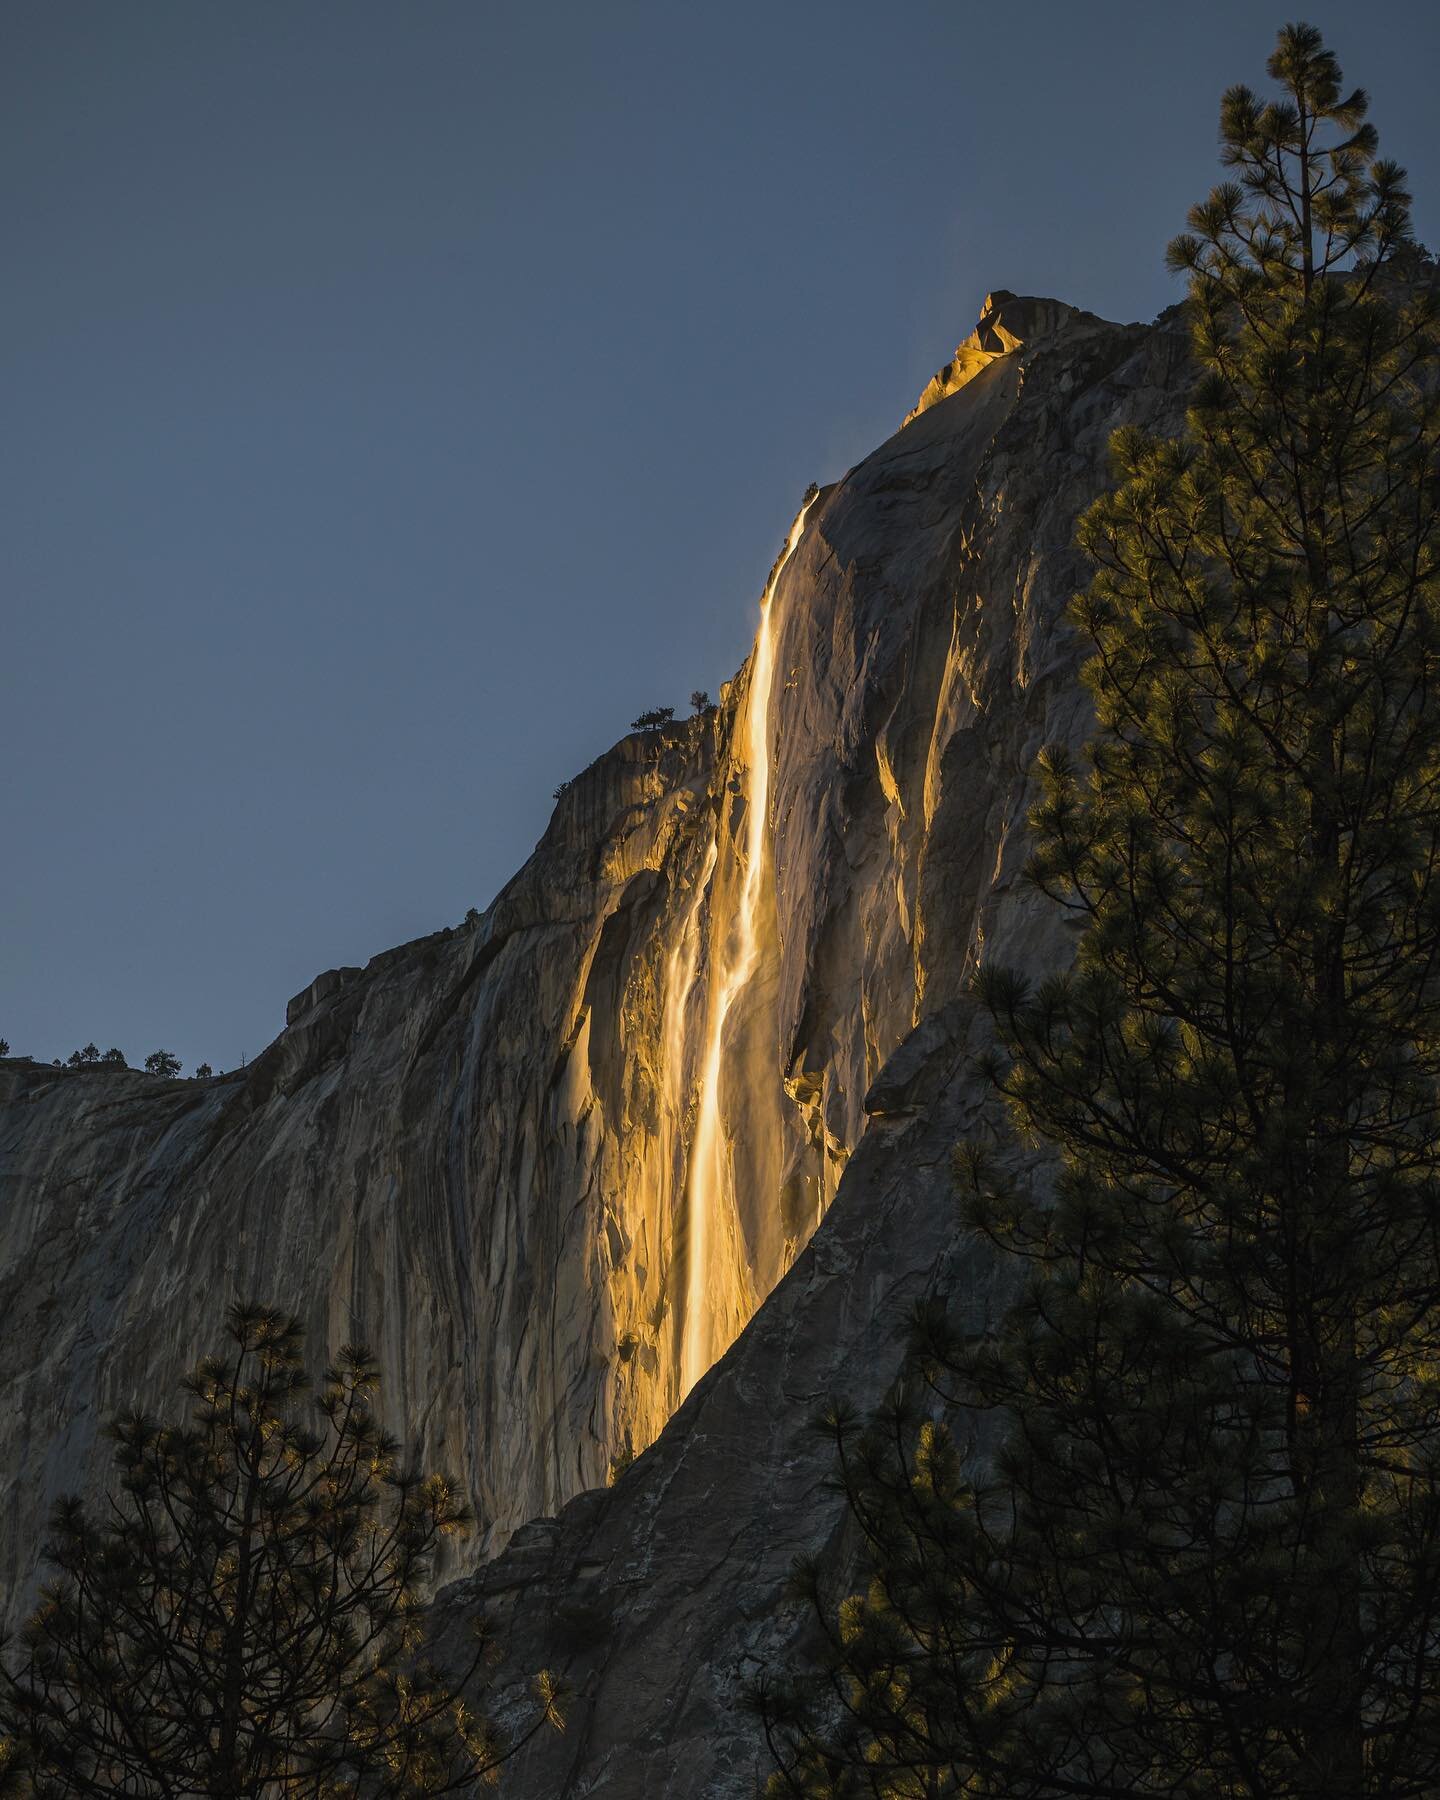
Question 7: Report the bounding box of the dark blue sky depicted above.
[5,2,1438,1073]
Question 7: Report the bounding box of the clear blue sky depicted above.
[5,1,1438,1073]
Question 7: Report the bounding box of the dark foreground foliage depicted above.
[0,1302,562,1797]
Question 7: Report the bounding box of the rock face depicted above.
[425,294,1194,1796]
[0,290,1192,1791]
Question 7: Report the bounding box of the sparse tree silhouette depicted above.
[629,707,674,731]
[142,1049,181,1078]
[689,690,711,714]
[0,1302,562,1796]
[194,1062,213,1080]
[100,1048,126,1067]
[65,1045,99,1068]
[764,24,1440,1799]
[0,1040,9,1059]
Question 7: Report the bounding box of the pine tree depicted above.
[630,706,676,731]
[761,24,1440,1799]
[0,1302,562,1796]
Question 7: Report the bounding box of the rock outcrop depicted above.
[900,287,1109,426]
[0,289,1193,1792]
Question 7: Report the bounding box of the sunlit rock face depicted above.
[434,296,1195,1797]
[0,720,729,1597]
[0,292,1192,1785]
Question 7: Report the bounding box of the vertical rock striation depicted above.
[0,293,1193,1793]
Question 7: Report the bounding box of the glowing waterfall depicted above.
[679,496,815,1397]
[659,837,716,1232]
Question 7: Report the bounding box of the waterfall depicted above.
[678,495,816,1397]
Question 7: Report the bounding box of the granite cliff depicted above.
[0,290,1192,1793]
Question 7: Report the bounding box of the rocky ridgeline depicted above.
[0,291,1191,1794]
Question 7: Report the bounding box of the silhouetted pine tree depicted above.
[0,1302,562,1796]
[630,706,676,731]
[760,24,1440,1799]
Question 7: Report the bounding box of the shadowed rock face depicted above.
[0,293,1191,1791]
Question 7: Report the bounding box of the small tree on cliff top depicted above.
[762,23,1440,1799]
[630,706,675,731]
[0,1302,562,1796]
